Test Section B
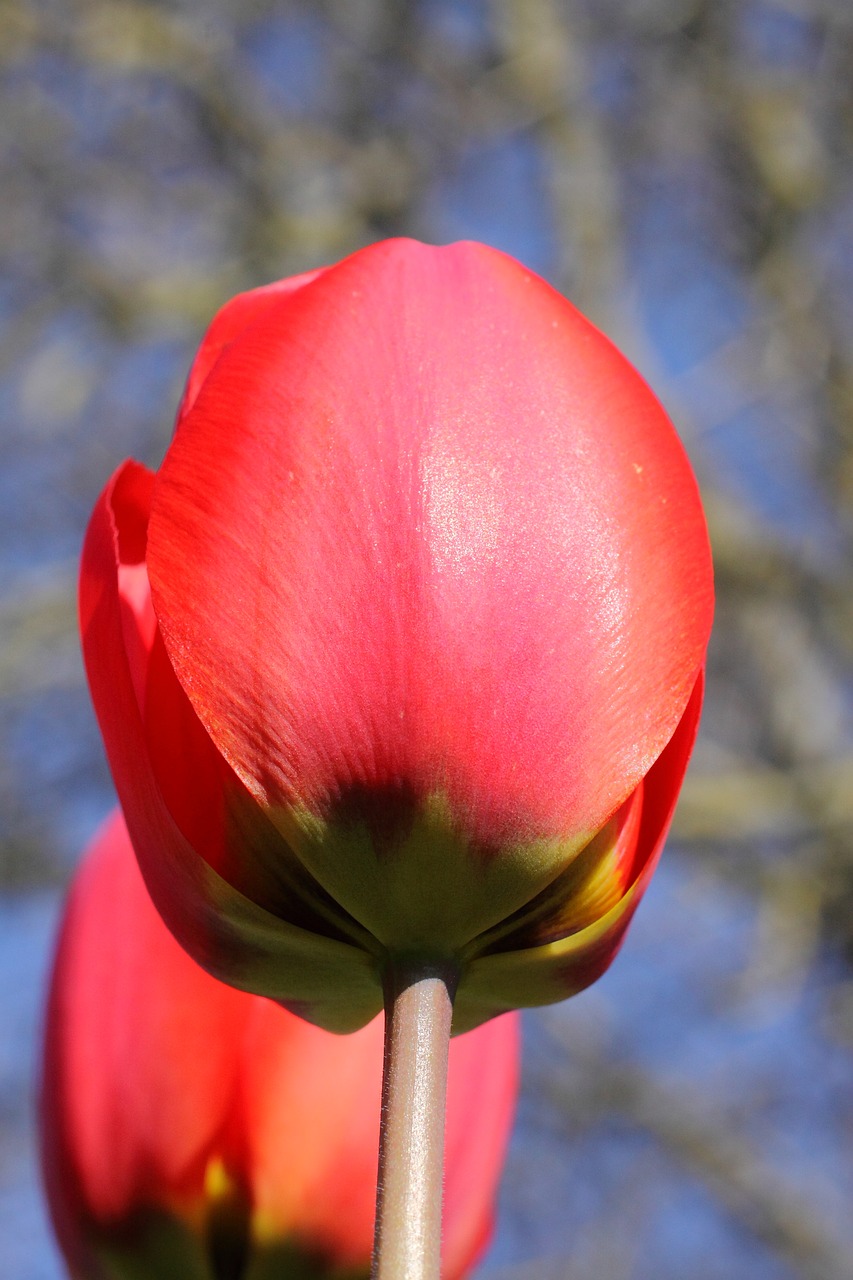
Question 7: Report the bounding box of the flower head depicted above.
[80,239,713,1030]
[41,810,519,1279]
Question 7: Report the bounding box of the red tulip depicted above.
[40,810,519,1280]
[80,238,713,1032]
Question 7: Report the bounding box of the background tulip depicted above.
[80,238,713,1032]
[40,810,519,1280]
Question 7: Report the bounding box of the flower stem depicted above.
[371,959,458,1280]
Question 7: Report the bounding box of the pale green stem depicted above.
[371,960,458,1280]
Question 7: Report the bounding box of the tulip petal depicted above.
[453,674,704,1032]
[442,1014,521,1278]
[234,1007,382,1265]
[111,463,379,954]
[147,239,713,946]
[175,270,325,427]
[142,622,374,948]
[80,461,382,1032]
[466,780,645,957]
[41,811,249,1229]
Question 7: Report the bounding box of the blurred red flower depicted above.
[40,810,519,1280]
[80,239,713,1032]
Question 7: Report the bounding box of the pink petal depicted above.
[147,239,712,921]
[80,462,382,1032]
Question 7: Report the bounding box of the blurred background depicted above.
[2,0,852,1276]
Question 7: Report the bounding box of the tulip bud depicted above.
[80,238,713,1032]
[40,811,519,1280]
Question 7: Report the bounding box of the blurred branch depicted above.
[536,1020,852,1280]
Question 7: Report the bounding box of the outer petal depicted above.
[454,673,705,1031]
[147,238,713,949]
[441,1014,521,1279]
[40,810,249,1273]
[79,461,382,1033]
[175,270,325,427]
[232,1005,383,1266]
